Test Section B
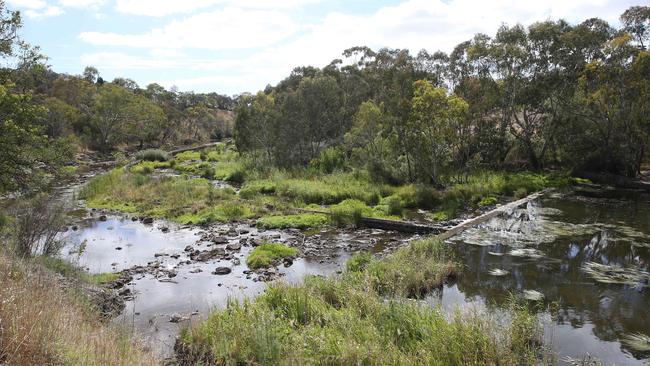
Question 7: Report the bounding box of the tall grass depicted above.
[178,238,542,365]
[135,148,170,162]
[0,254,156,365]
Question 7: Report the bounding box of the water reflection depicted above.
[447,192,650,364]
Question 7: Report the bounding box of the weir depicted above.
[294,189,550,236]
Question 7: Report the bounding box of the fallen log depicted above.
[168,142,222,155]
[435,189,550,241]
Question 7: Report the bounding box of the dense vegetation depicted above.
[177,239,542,365]
[236,7,650,182]
[0,4,234,194]
[0,1,648,364]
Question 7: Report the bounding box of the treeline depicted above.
[0,2,236,193]
[235,6,650,184]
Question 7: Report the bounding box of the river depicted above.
[59,181,650,364]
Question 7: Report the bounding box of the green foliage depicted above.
[309,147,347,174]
[135,149,170,162]
[270,172,382,205]
[180,238,539,365]
[175,151,202,162]
[256,214,329,229]
[428,211,450,221]
[80,168,253,225]
[478,196,498,207]
[247,243,299,269]
[36,256,119,285]
[346,252,372,272]
[129,161,172,174]
[330,199,371,227]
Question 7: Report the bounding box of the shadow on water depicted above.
[445,190,650,365]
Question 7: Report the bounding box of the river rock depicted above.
[191,248,225,262]
[115,246,122,250]
[226,243,241,251]
[99,215,107,221]
[131,216,138,221]
[170,314,187,323]
[160,226,169,233]
[212,236,228,244]
[142,217,154,224]
[71,225,78,231]
[189,268,203,274]
[212,267,231,275]
[184,245,194,252]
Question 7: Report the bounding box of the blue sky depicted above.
[8,0,639,95]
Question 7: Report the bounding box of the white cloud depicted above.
[58,0,105,8]
[7,0,46,10]
[78,0,636,94]
[79,7,299,50]
[25,5,64,18]
[115,0,320,17]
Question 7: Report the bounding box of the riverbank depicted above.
[79,144,573,230]
[0,252,156,365]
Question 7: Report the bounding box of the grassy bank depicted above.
[0,253,155,365]
[176,239,542,365]
[80,144,571,227]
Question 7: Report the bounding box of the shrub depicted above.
[428,211,449,221]
[478,196,498,207]
[514,188,528,199]
[330,199,370,227]
[9,194,67,257]
[247,243,299,269]
[309,147,347,174]
[135,149,170,162]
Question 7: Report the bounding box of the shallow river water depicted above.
[62,188,650,364]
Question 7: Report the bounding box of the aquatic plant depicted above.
[582,262,650,287]
[247,243,299,269]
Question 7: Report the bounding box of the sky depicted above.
[7,0,642,95]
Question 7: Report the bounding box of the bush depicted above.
[309,147,347,174]
[428,211,449,221]
[9,194,67,257]
[330,199,370,227]
[247,243,299,269]
[135,149,170,162]
[478,196,498,207]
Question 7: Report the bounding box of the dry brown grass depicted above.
[0,254,158,366]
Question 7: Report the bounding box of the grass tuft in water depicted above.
[247,243,299,269]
